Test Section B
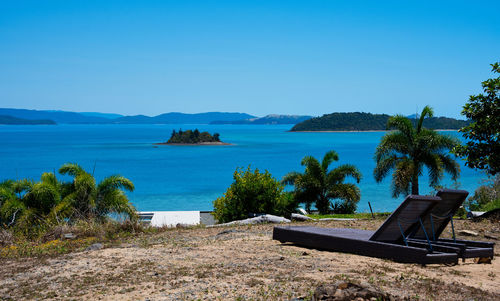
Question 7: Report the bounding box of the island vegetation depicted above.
[291,112,470,131]
[159,129,227,145]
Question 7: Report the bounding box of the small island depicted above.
[155,129,231,145]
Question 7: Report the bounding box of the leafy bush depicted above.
[0,163,137,236]
[465,175,500,212]
[213,166,298,223]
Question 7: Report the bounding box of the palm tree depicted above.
[0,173,69,229]
[374,106,460,197]
[59,163,136,221]
[282,150,362,214]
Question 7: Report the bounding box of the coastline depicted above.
[154,141,233,146]
[290,129,459,133]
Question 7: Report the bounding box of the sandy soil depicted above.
[0,219,498,300]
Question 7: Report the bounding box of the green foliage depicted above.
[291,112,470,131]
[282,150,362,214]
[374,106,461,197]
[213,166,298,223]
[464,175,500,212]
[1,163,137,234]
[454,62,500,176]
[167,129,221,144]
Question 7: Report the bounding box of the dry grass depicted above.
[0,218,498,300]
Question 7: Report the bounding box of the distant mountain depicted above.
[0,109,255,124]
[0,115,56,125]
[0,108,111,124]
[211,114,312,125]
[291,112,470,131]
[113,112,256,124]
[80,112,123,119]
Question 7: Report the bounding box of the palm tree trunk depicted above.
[411,173,419,195]
[316,195,330,215]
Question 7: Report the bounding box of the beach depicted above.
[1,217,497,300]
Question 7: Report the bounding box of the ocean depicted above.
[0,124,487,213]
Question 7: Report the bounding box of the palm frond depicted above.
[301,156,324,183]
[391,159,414,197]
[321,150,339,172]
[97,175,135,194]
[375,132,411,162]
[327,183,361,203]
[281,171,301,186]
[421,154,443,187]
[59,163,86,177]
[327,164,362,185]
[374,155,401,183]
[439,154,461,181]
[387,115,415,139]
[417,105,434,132]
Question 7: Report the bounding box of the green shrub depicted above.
[213,166,298,223]
[465,175,500,212]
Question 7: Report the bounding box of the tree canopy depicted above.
[291,112,470,131]
[213,166,298,223]
[1,163,136,232]
[454,62,500,175]
[374,106,460,197]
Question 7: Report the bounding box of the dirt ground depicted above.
[0,218,499,300]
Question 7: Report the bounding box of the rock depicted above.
[458,230,479,237]
[63,233,76,240]
[475,257,492,264]
[484,231,498,240]
[312,281,393,301]
[216,229,243,236]
[291,213,314,221]
[85,243,103,251]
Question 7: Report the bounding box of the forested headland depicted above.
[291,112,470,131]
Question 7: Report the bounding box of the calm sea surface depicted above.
[0,124,487,212]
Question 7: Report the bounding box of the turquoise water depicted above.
[0,124,487,212]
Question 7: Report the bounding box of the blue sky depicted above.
[0,1,499,118]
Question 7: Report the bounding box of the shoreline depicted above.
[154,141,233,146]
[290,129,459,133]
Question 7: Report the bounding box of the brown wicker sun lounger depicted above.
[409,189,495,260]
[273,195,459,264]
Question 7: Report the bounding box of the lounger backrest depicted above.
[369,195,439,242]
[411,189,468,240]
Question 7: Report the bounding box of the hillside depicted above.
[0,109,111,124]
[291,112,470,131]
[0,115,56,125]
[113,112,256,124]
[0,109,255,124]
[211,114,312,125]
